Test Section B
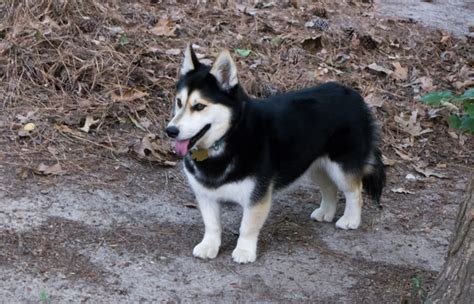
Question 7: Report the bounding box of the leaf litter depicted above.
[0,0,471,179]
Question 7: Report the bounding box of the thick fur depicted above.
[167,46,386,263]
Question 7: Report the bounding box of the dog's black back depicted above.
[184,81,385,203]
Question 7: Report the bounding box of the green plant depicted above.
[39,290,49,303]
[421,88,474,134]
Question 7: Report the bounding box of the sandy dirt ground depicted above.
[0,0,473,303]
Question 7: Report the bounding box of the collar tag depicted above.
[190,149,209,162]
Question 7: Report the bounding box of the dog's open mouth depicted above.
[174,124,211,157]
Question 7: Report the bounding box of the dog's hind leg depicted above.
[193,198,222,259]
[232,187,272,264]
[319,159,363,229]
[335,180,363,230]
[310,168,338,222]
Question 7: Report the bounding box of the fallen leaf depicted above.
[111,89,148,102]
[128,114,146,132]
[365,93,384,108]
[132,134,176,166]
[165,48,181,56]
[382,155,396,166]
[23,123,35,131]
[418,76,434,91]
[391,188,415,194]
[184,202,197,209]
[16,167,30,180]
[35,163,64,175]
[392,62,408,81]
[413,165,447,179]
[235,48,251,57]
[149,18,177,37]
[394,110,433,137]
[79,115,99,133]
[47,146,59,155]
[394,148,413,161]
[366,63,393,76]
[302,36,323,53]
[55,124,85,138]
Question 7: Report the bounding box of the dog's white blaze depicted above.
[169,90,231,149]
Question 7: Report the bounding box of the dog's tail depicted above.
[362,148,386,204]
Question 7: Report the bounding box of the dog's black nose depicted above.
[165,126,179,138]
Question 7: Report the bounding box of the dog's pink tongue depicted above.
[174,140,190,157]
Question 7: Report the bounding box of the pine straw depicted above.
[0,0,472,176]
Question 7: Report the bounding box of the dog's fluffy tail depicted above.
[362,148,386,204]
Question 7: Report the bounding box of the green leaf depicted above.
[39,290,49,303]
[421,91,453,106]
[448,114,462,129]
[235,48,251,57]
[466,104,474,117]
[119,34,129,46]
[460,115,474,133]
[453,89,474,104]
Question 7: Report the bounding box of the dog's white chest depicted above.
[185,166,256,206]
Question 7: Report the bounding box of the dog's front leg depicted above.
[232,190,272,263]
[193,198,222,259]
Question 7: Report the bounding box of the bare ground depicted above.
[0,160,469,303]
[0,0,473,303]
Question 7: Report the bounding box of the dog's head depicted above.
[166,44,241,157]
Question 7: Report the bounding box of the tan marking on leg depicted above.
[232,185,273,263]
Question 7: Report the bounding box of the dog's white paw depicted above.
[232,247,256,264]
[193,240,220,259]
[335,215,360,230]
[310,206,336,222]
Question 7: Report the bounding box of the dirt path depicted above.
[375,0,474,37]
[0,160,468,302]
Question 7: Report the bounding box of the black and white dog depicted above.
[166,45,386,263]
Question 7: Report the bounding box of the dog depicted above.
[166,44,386,263]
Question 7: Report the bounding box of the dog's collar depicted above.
[190,138,224,162]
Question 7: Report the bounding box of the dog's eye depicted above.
[176,98,182,108]
[192,103,206,111]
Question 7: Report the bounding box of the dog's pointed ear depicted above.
[181,43,200,75]
[210,50,238,91]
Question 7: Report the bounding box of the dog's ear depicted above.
[210,50,238,91]
[181,43,200,75]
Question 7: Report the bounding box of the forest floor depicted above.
[0,0,472,302]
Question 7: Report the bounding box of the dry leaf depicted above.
[394,110,432,137]
[55,124,85,138]
[391,188,415,194]
[111,89,148,102]
[382,155,396,166]
[392,62,408,81]
[165,48,181,56]
[47,146,59,155]
[35,163,64,175]
[413,165,447,179]
[365,93,384,108]
[366,63,393,76]
[394,148,413,161]
[79,115,99,133]
[149,18,177,37]
[23,123,35,131]
[301,36,323,53]
[418,76,434,91]
[133,134,176,166]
